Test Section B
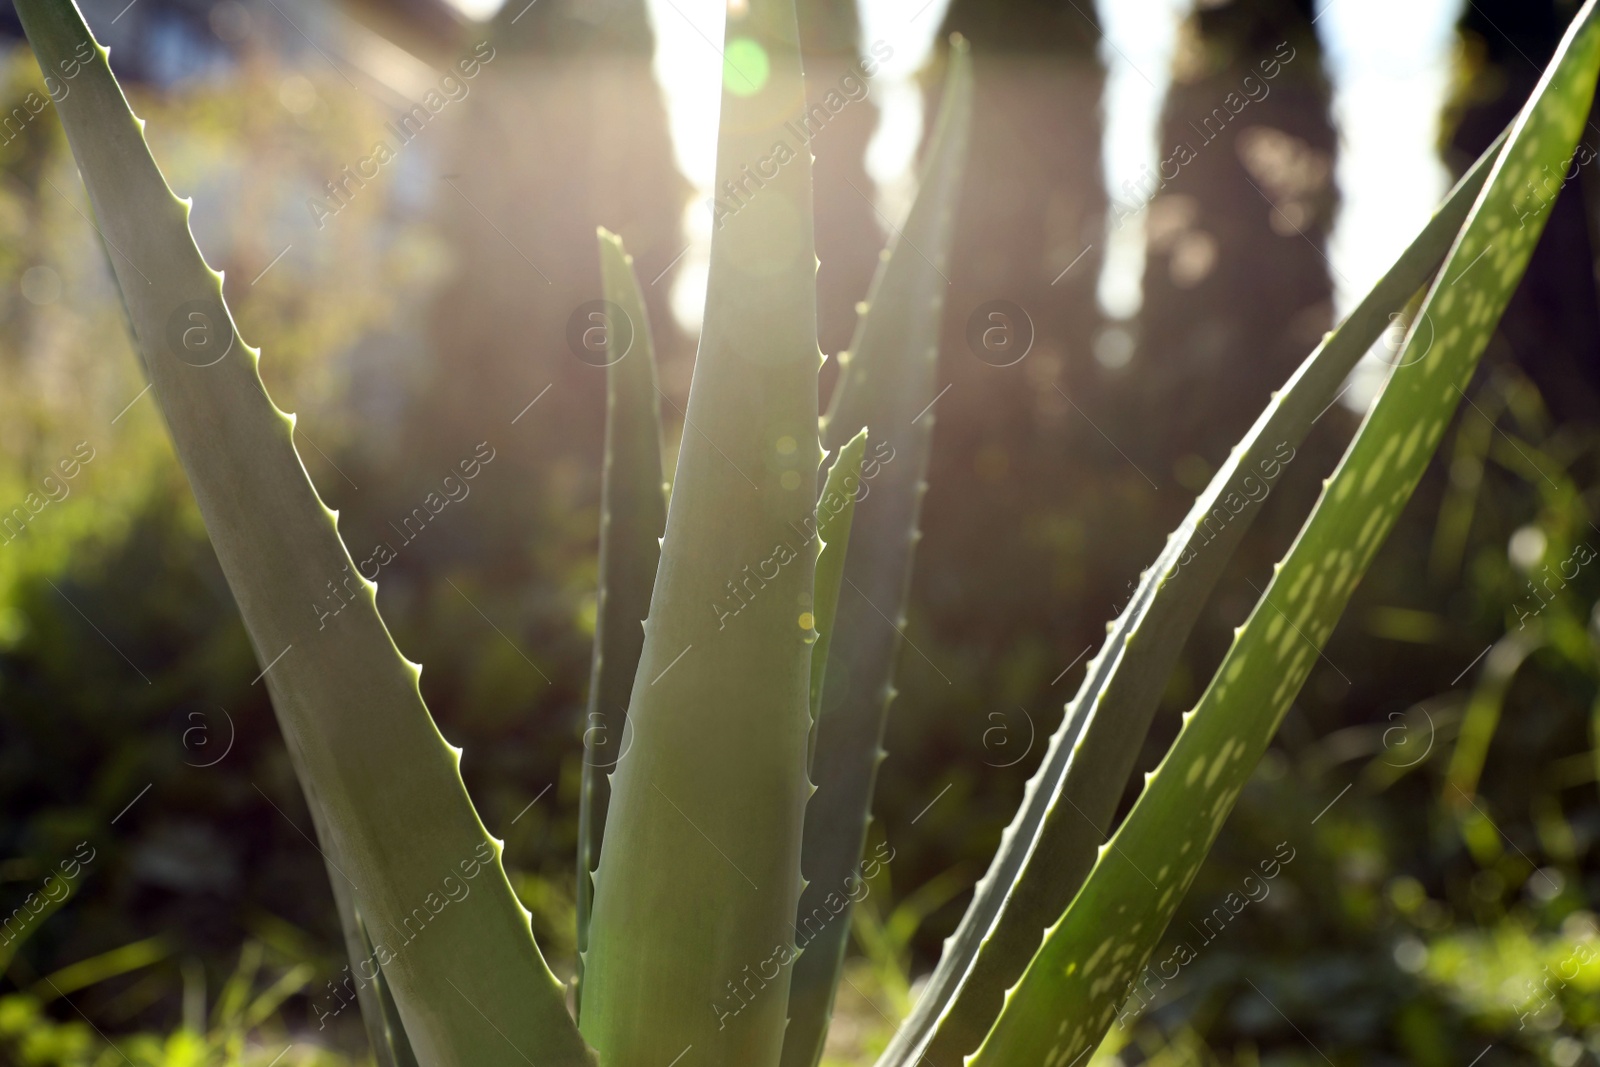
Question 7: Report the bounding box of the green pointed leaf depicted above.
[782,40,973,1067]
[359,912,423,1067]
[300,766,419,1067]
[881,96,1519,1067]
[13,3,593,1064]
[810,428,869,750]
[578,0,824,1061]
[576,228,668,998]
[969,8,1600,1063]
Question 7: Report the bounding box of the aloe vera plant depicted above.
[17,0,1600,1062]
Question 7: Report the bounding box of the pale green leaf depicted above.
[578,0,824,1061]
[784,40,973,1067]
[13,3,594,1063]
[811,428,869,745]
[576,227,668,999]
[883,97,1518,1067]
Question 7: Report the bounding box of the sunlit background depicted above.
[476,0,1463,402]
[560,0,1456,408]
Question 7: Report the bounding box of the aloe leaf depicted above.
[13,3,593,1064]
[577,0,823,1060]
[325,893,391,1062]
[810,428,869,755]
[299,765,418,1067]
[576,228,668,999]
[968,8,1600,1062]
[782,41,972,1067]
[358,911,423,1067]
[880,105,1517,1067]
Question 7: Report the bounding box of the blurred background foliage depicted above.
[1,0,1599,1063]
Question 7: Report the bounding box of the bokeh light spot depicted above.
[21,266,60,306]
[723,38,769,97]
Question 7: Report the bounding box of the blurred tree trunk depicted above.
[911,1,1108,642]
[872,2,1115,977]
[1443,0,1600,426]
[1130,0,1336,476]
[930,0,1106,384]
[374,0,688,834]
[405,0,688,573]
